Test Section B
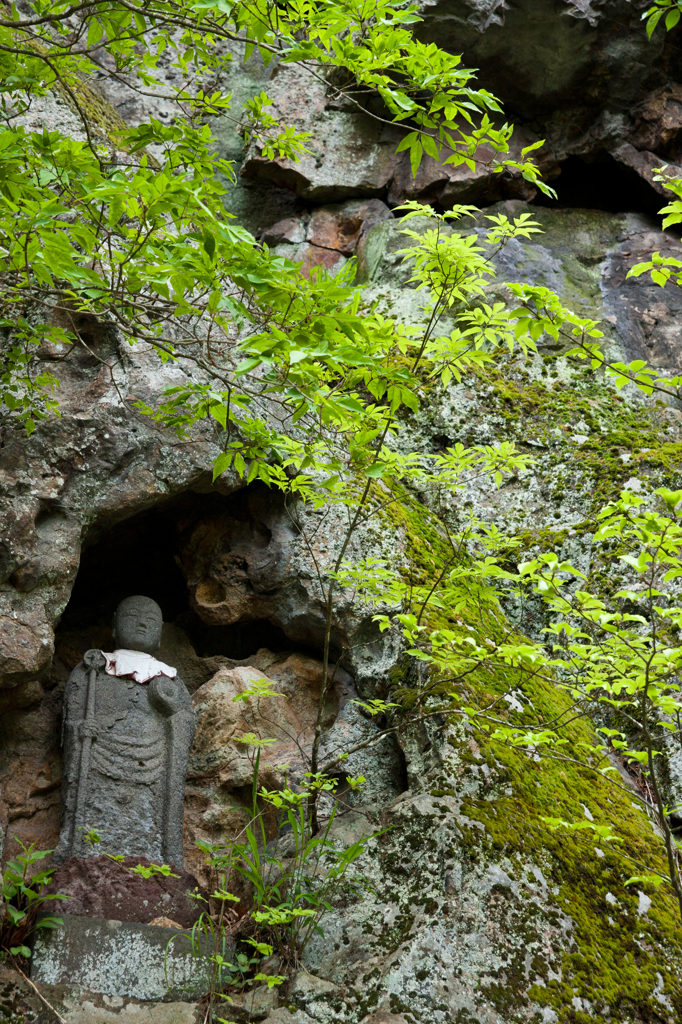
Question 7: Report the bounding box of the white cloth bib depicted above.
[102,649,177,684]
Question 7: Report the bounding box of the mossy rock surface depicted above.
[296,486,682,1024]
[292,207,682,1023]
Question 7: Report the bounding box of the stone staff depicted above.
[73,648,106,844]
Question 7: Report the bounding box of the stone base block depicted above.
[60,995,200,1024]
[1,967,201,1024]
[31,915,212,1001]
[45,857,206,928]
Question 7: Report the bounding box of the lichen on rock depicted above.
[6,3,682,1023]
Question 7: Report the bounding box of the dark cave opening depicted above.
[59,505,189,631]
[186,618,291,659]
[57,489,308,664]
[532,153,667,218]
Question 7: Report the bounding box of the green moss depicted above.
[447,356,682,558]
[56,76,161,166]
[463,732,682,1021]
[372,469,682,1022]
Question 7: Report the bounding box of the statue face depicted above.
[113,596,163,654]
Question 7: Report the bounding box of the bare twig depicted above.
[11,960,67,1024]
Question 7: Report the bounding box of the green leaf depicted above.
[212,452,233,481]
[624,874,666,889]
[395,131,419,154]
[409,138,423,179]
[422,134,439,161]
[10,946,31,958]
[203,232,216,260]
[210,403,228,429]
[87,18,104,46]
[666,7,681,29]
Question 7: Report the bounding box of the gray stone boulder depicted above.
[31,916,213,1001]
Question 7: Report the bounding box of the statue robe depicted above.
[54,657,195,867]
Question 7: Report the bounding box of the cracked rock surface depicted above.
[6,4,682,1022]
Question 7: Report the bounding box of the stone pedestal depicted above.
[45,856,205,928]
[31,915,213,1001]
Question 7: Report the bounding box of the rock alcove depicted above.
[0,483,407,879]
[532,152,671,218]
[55,487,306,688]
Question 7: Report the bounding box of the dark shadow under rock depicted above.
[45,855,206,927]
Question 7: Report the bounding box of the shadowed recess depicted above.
[534,154,667,217]
[57,489,300,660]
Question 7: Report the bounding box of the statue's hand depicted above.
[79,721,100,741]
[148,675,184,717]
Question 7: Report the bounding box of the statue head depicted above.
[112,595,163,654]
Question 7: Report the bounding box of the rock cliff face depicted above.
[211,0,682,230]
[4,4,682,1024]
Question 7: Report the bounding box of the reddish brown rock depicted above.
[307,200,390,255]
[45,855,206,927]
[260,200,392,280]
[0,689,63,866]
[299,245,346,277]
[631,85,682,159]
[182,652,357,886]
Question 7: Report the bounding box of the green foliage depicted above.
[131,862,179,880]
[185,725,374,1018]
[643,0,682,36]
[0,320,60,435]
[0,840,66,959]
[0,0,550,467]
[7,0,682,1008]
[394,202,543,384]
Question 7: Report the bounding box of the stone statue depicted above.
[54,596,195,868]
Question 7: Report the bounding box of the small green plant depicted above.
[181,678,377,1021]
[0,840,66,959]
[232,766,373,965]
[130,863,179,880]
[78,825,102,849]
[173,913,276,1023]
